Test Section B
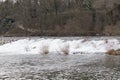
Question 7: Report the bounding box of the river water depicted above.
[0,37,120,80]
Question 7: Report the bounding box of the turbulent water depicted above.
[0,37,120,80]
[0,54,120,80]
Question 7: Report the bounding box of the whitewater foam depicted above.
[0,38,120,55]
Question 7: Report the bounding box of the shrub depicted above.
[105,39,108,43]
[60,44,69,55]
[41,45,49,54]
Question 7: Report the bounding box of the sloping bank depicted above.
[0,38,120,55]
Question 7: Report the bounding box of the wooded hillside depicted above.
[0,0,120,36]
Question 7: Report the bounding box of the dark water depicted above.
[0,53,120,80]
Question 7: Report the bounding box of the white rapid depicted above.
[0,38,120,55]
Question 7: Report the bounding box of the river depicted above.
[0,37,120,80]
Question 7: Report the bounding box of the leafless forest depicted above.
[0,0,120,36]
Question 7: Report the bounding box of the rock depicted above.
[106,49,120,55]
